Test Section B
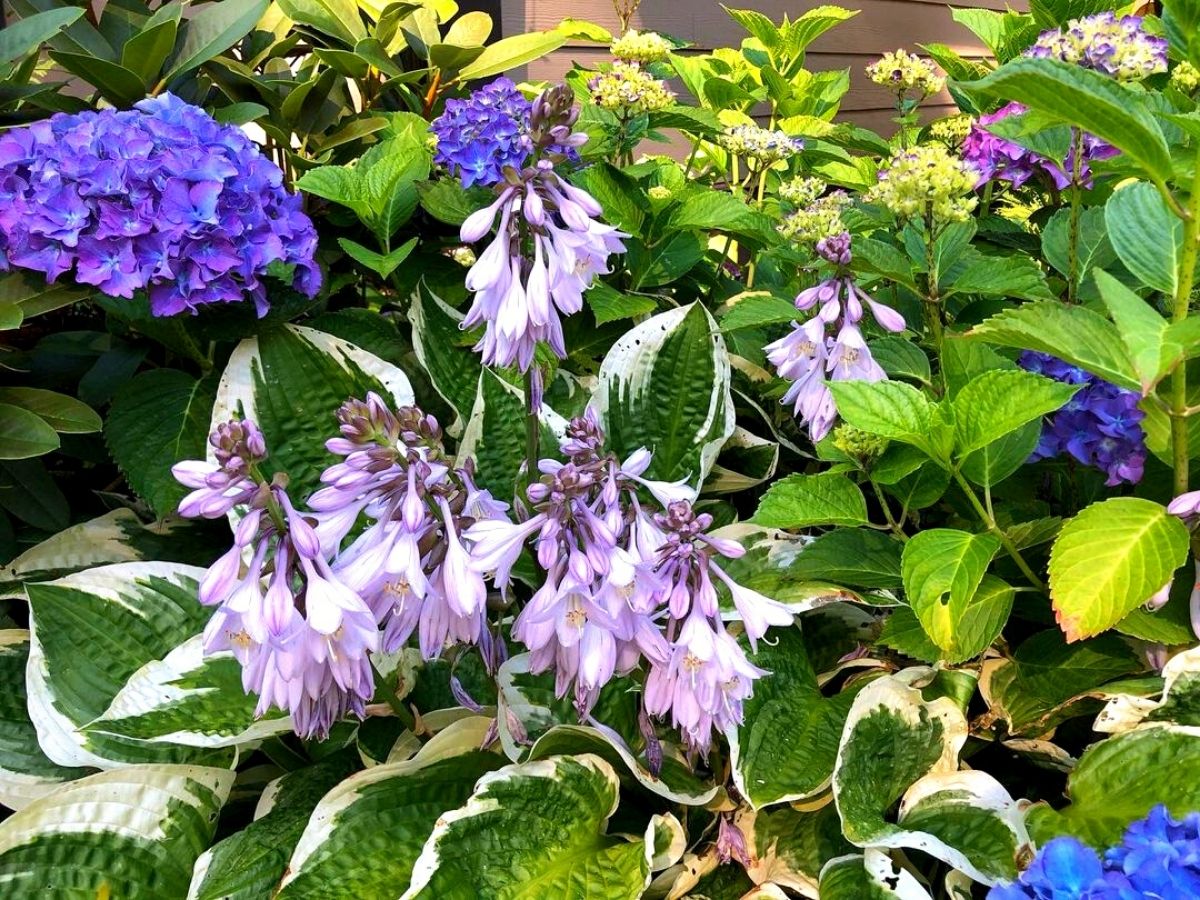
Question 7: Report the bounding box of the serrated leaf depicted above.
[731,627,864,808]
[585,282,657,326]
[0,765,231,898]
[1049,498,1189,641]
[751,472,868,528]
[901,530,1002,661]
[720,293,800,332]
[777,528,903,589]
[942,249,1055,301]
[1105,181,1182,296]
[1092,269,1175,393]
[593,304,734,487]
[951,369,1077,455]
[105,369,215,519]
[416,179,493,226]
[338,235,417,278]
[402,754,648,899]
[870,337,930,385]
[827,381,940,458]
[1041,206,1114,286]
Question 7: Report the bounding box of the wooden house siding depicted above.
[502,0,1012,131]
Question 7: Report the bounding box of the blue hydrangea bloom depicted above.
[1018,351,1146,486]
[429,78,535,188]
[0,93,320,317]
[988,837,1130,899]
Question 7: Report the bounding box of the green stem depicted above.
[524,367,541,487]
[953,470,1047,592]
[1170,157,1200,496]
[371,661,416,730]
[1066,128,1084,304]
[922,208,944,357]
[683,134,703,178]
[870,479,906,539]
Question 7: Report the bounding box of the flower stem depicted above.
[953,470,1047,592]
[524,367,541,488]
[371,660,416,730]
[1170,157,1200,496]
[922,208,944,357]
[1066,128,1084,304]
[870,479,906,539]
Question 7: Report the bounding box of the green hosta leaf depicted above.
[189,751,360,900]
[731,627,864,808]
[593,304,734,487]
[962,57,1172,182]
[0,388,99,434]
[85,634,291,747]
[941,249,1055,302]
[25,562,232,769]
[1027,727,1200,847]
[980,630,1143,735]
[276,721,503,899]
[409,283,480,436]
[105,369,216,519]
[0,765,231,898]
[901,530,1002,662]
[0,630,91,811]
[1041,206,1114,287]
[0,404,58,460]
[705,424,779,494]
[276,0,366,45]
[1105,182,1182,296]
[719,292,800,332]
[741,803,852,895]
[951,369,1077,455]
[0,7,83,67]
[751,472,868,528]
[402,754,648,899]
[658,848,755,898]
[833,670,1025,884]
[819,851,934,899]
[454,30,566,82]
[970,302,1140,392]
[165,0,269,81]
[211,325,414,508]
[1049,498,1189,641]
[456,370,566,504]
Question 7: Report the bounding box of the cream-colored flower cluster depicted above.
[1172,61,1200,93]
[929,114,972,147]
[718,125,805,164]
[866,145,978,224]
[778,176,826,207]
[590,61,675,115]
[611,29,673,64]
[779,190,852,245]
[866,50,945,97]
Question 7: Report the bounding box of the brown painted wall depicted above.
[502,0,1014,132]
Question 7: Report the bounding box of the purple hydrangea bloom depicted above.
[0,93,320,317]
[430,78,535,188]
[963,102,1118,190]
[1018,351,1146,486]
[1026,13,1168,82]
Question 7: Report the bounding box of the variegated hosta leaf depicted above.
[591,302,735,489]
[0,764,232,898]
[276,718,503,899]
[87,634,292,748]
[1026,725,1200,848]
[657,848,756,899]
[740,801,853,897]
[818,851,934,899]
[496,653,718,805]
[833,669,1028,885]
[0,509,224,600]
[0,630,91,811]
[1095,645,1200,734]
[730,626,866,809]
[645,813,687,872]
[402,753,649,899]
[188,750,361,900]
[409,282,481,437]
[211,324,414,508]
[25,562,266,769]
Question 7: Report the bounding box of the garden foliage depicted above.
[1,0,1200,897]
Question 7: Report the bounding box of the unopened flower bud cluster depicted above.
[718,124,805,164]
[929,114,972,147]
[610,29,673,64]
[866,49,945,97]
[779,190,852,246]
[867,145,978,224]
[590,61,675,115]
[1172,60,1200,93]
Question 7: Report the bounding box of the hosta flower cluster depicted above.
[0,93,319,315]
[991,806,1200,897]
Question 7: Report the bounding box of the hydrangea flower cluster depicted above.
[765,233,907,442]
[717,125,805,165]
[1018,351,1146,486]
[866,49,945,98]
[0,93,320,317]
[429,78,536,189]
[610,29,673,64]
[1172,61,1200,94]
[456,84,627,372]
[962,102,1117,190]
[589,62,675,115]
[989,805,1200,898]
[778,176,826,208]
[1027,13,1168,82]
[929,113,972,147]
[467,410,794,751]
[779,190,852,246]
[866,144,978,224]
